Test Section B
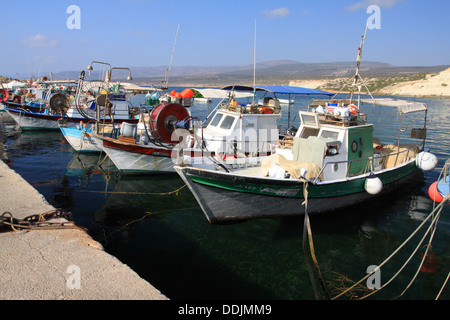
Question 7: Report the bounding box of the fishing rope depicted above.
[332,195,449,300]
[436,272,450,300]
[301,180,330,300]
[360,201,443,300]
[75,184,186,196]
[393,206,443,299]
[100,206,199,245]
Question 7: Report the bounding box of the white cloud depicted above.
[20,34,59,48]
[347,0,404,11]
[263,7,290,18]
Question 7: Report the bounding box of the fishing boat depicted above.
[4,62,140,133]
[92,85,331,174]
[90,93,196,173]
[181,85,333,165]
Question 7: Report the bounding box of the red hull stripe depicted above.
[102,138,172,156]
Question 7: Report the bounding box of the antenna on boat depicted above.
[344,23,375,105]
[164,24,180,89]
[352,24,367,94]
[252,18,257,104]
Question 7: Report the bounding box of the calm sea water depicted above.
[1,89,449,300]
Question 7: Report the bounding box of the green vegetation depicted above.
[321,73,428,92]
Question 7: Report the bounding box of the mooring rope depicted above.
[436,272,450,300]
[332,194,449,300]
[301,180,330,300]
[360,201,443,300]
[75,184,186,196]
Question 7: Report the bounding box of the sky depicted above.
[1,0,449,78]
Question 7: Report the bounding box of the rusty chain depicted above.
[0,209,86,232]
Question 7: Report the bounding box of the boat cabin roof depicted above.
[221,85,332,96]
[360,98,427,114]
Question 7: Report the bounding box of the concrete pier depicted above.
[0,159,167,300]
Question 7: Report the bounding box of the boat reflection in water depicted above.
[65,153,118,177]
[93,174,189,228]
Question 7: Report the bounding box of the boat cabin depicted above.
[188,100,281,160]
[282,110,374,181]
[275,98,424,182]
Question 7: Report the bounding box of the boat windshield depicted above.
[209,113,223,127]
[219,115,236,130]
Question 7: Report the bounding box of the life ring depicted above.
[351,140,358,153]
[347,104,357,115]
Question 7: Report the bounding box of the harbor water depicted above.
[0,89,449,300]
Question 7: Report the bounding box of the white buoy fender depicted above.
[416,152,438,171]
[365,173,383,195]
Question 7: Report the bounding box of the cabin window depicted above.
[300,127,320,139]
[321,130,339,140]
[210,113,223,127]
[300,113,320,129]
[220,115,236,130]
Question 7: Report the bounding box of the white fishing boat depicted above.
[92,84,331,174]
[56,62,159,153]
[90,100,192,173]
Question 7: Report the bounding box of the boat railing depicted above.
[312,145,420,183]
[316,112,368,127]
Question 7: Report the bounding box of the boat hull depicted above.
[175,161,421,224]
[59,125,102,152]
[6,108,61,130]
[91,135,176,174]
[5,107,138,130]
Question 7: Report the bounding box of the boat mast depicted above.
[350,24,374,105]
[164,24,180,89]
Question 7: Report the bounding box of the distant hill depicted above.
[44,60,450,87]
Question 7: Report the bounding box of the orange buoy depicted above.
[428,181,444,203]
[181,88,194,98]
